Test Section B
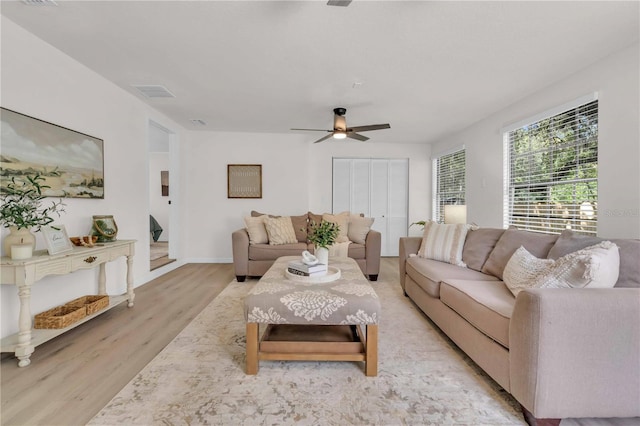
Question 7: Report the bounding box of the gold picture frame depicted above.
[227,164,262,198]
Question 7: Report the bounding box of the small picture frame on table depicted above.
[42,225,74,255]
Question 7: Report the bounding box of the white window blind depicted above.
[504,100,598,235]
[433,148,466,223]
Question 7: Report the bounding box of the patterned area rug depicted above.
[89,276,524,425]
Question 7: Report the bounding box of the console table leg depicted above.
[16,282,34,367]
[126,254,135,307]
[98,263,107,294]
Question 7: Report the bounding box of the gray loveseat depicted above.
[233,211,381,282]
[399,228,640,424]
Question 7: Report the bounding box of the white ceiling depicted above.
[1,1,638,144]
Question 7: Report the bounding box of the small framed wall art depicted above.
[227,164,262,198]
[42,225,74,255]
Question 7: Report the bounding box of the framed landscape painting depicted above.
[0,107,104,198]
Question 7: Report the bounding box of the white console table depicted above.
[0,239,136,367]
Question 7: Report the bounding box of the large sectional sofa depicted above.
[233,211,381,282]
[399,227,640,424]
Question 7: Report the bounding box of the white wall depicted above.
[0,17,187,338]
[431,43,640,239]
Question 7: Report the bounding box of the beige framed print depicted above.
[228,164,262,198]
[42,225,74,255]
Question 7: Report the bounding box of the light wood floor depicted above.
[1,258,399,426]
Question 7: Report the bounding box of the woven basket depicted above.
[34,305,86,329]
[66,295,109,315]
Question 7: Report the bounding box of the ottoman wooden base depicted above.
[246,323,378,376]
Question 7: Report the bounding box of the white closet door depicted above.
[332,158,408,256]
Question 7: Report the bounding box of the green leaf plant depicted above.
[0,174,66,231]
[306,220,340,249]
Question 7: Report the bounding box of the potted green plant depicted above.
[0,174,65,258]
[307,220,340,265]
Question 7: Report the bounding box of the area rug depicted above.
[89,275,524,425]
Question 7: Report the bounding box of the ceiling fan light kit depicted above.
[292,107,390,144]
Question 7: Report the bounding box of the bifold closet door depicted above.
[332,158,408,256]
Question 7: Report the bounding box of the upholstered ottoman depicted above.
[244,256,381,376]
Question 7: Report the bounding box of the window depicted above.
[433,148,466,223]
[504,98,598,235]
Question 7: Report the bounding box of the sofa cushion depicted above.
[252,211,308,243]
[244,215,269,245]
[482,229,558,279]
[503,246,555,297]
[323,211,350,243]
[347,243,366,259]
[547,230,640,288]
[462,228,506,272]
[348,215,374,244]
[249,243,308,260]
[263,216,298,245]
[406,257,498,298]
[440,279,515,348]
[418,222,470,266]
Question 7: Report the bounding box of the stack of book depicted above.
[287,260,328,276]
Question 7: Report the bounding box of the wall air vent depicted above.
[22,0,58,5]
[132,85,176,98]
[190,119,207,126]
[327,0,352,6]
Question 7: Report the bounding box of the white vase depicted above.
[3,227,36,258]
[315,246,329,266]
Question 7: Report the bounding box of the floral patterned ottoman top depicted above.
[244,256,380,325]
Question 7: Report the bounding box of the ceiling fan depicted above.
[292,108,390,144]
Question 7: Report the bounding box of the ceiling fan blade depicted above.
[347,132,369,142]
[313,134,334,144]
[348,124,391,132]
[291,128,331,132]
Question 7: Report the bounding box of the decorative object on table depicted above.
[287,259,328,276]
[42,225,74,255]
[0,174,66,258]
[34,303,87,329]
[409,220,428,230]
[306,219,340,266]
[66,295,110,315]
[285,265,341,283]
[0,107,104,199]
[70,236,98,247]
[301,250,319,266]
[227,164,262,198]
[92,215,118,242]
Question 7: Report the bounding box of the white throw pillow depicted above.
[244,215,268,245]
[322,211,350,243]
[347,215,374,244]
[417,221,470,267]
[533,241,620,290]
[263,216,297,245]
[503,241,620,297]
[503,246,554,297]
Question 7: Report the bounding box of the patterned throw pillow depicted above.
[322,211,350,243]
[503,241,620,297]
[417,221,470,266]
[263,216,297,245]
[244,215,269,245]
[348,215,374,244]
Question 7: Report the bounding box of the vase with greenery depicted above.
[307,220,340,265]
[0,174,66,257]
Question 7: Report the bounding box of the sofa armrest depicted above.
[398,237,422,290]
[510,288,640,419]
[232,228,250,278]
[364,230,381,277]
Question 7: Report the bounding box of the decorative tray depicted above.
[285,266,341,283]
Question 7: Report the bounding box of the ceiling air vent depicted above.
[190,119,207,126]
[327,0,352,6]
[132,85,176,98]
[22,0,58,5]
